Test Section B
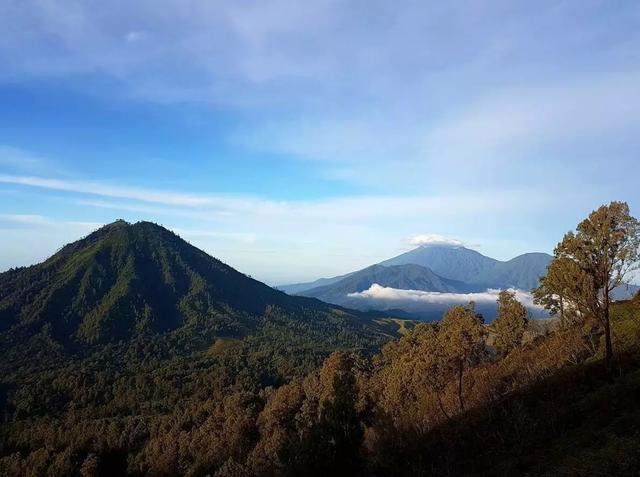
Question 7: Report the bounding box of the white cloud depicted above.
[239,71,640,192]
[1,1,639,196]
[348,283,543,309]
[421,72,640,166]
[0,214,49,225]
[408,234,464,248]
[124,31,147,43]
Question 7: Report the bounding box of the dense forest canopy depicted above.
[1,203,640,476]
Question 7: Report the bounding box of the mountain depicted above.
[381,245,553,290]
[380,245,499,284]
[303,263,477,304]
[278,245,554,321]
[612,283,640,301]
[472,252,553,290]
[296,262,550,321]
[0,220,393,363]
[282,245,553,297]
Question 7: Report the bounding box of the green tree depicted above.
[535,202,640,369]
[493,290,528,355]
[439,304,485,412]
[533,257,585,326]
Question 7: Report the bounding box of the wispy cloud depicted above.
[0,174,228,207]
[0,213,102,230]
[0,172,559,282]
[0,173,548,222]
[172,228,257,245]
[1,1,639,194]
[124,31,147,44]
[240,71,640,190]
[0,146,53,174]
[1,1,638,281]
[0,213,50,226]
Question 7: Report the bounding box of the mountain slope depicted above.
[380,245,554,290]
[283,245,554,299]
[278,272,354,294]
[473,252,553,291]
[379,245,499,283]
[303,263,477,304]
[0,221,393,362]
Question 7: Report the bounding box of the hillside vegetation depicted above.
[1,203,639,476]
[0,221,394,371]
[1,294,638,476]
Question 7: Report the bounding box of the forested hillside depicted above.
[1,292,639,476]
[0,220,394,370]
[1,204,639,476]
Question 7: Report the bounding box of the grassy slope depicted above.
[431,299,640,477]
[524,299,640,476]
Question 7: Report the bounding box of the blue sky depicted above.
[1,0,639,284]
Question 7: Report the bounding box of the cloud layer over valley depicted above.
[347,284,546,318]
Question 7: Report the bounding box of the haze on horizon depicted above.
[1,0,639,284]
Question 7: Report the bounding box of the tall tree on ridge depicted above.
[535,202,640,369]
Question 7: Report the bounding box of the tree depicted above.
[80,453,100,477]
[535,202,640,369]
[417,325,451,421]
[533,257,585,326]
[256,352,364,476]
[250,379,306,474]
[438,304,485,412]
[493,290,528,355]
[315,352,363,473]
[371,323,451,427]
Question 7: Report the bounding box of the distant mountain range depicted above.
[279,245,554,319]
[281,245,553,294]
[382,247,554,291]
[281,245,639,320]
[302,263,479,302]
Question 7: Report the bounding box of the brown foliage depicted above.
[493,290,528,355]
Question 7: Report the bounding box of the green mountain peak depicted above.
[0,222,391,359]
